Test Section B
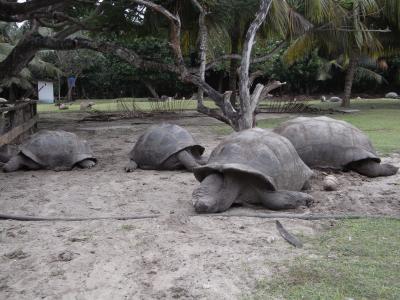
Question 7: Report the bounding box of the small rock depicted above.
[59,103,69,110]
[6,231,16,238]
[385,92,399,99]
[57,250,74,262]
[328,96,342,102]
[80,101,95,110]
[266,236,276,244]
[327,253,338,259]
[4,249,29,259]
[323,175,339,191]
[68,236,89,242]
[50,269,65,277]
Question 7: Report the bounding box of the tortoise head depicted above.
[192,172,245,214]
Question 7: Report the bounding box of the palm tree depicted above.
[284,0,400,107]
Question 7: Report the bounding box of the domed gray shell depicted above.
[130,123,205,168]
[273,116,379,169]
[194,128,312,191]
[20,130,96,170]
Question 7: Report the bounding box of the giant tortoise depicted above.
[125,123,205,172]
[273,116,398,177]
[2,130,96,172]
[192,128,314,213]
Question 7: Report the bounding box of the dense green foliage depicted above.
[2,0,400,101]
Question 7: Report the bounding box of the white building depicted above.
[38,81,54,103]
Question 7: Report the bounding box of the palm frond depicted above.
[283,34,315,65]
[355,66,387,84]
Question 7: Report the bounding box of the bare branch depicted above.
[239,0,273,106]
[204,41,286,71]
[260,80,286,100]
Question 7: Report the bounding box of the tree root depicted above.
[276,220,303,248]
[0,212,398,222]
[210,212,400,220]
[0,214,160,222]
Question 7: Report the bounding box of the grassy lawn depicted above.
[213,99,400,154]
[37,98,217,113]
[257,99,400,154]
[249,219,400,300]
[38,98,400,154]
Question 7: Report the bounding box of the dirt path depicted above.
[0,112,399,299]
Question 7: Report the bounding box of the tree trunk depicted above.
[67,87,73,102]
[8,84,16,103]
[143,80,159,99]
[342,53,359,107]
[237,0,273,131]
[218,72,224,93]
[228,12,240,107]
[193,0,207,110]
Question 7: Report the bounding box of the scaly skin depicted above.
[3,154,40,172]
[347,160,398,177]
[78,159,96,169]
[192,173,314,213]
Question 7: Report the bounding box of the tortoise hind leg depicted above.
[78,159,95,169]
[257,190,314,210]
[347,160,398,177]
[177,150,200,172]
[78,159,96,169]
[125,159,138,172]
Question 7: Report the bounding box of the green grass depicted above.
[250,219,400,300]
[258,98,400,154]
[213,99,400,154]
[37,98,217,113]
[39,97,400,154]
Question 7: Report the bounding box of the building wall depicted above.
[38,81,54,103]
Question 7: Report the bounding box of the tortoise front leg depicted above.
[3,155,40,172]
[347,160,398,177]
[195,155,208,166]
[192,173,240,213]
[3,156,22,172]
[177,150,200,172]
[125,159,138,172]
[258,190,314,210]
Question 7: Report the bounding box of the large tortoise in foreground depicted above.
[273,116,398,177]
[3,130,96,172]
[125,123,205,172]
[192,128,314,213]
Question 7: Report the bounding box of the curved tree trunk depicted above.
[143,80,159,99]
[342,53,359,107]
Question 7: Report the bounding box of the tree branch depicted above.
[204,41,286,71]
[0,0,72,22]
[239,0,273,109]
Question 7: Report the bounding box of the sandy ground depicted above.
[0,112,399,299]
